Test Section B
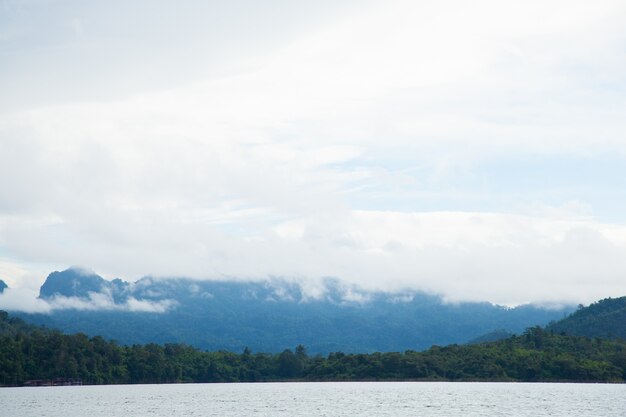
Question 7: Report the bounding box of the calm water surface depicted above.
[2,382,625,417]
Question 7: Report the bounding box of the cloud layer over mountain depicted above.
[2,0,626,305]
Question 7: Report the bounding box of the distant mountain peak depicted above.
[39,268,111,300]
[0,279,7,293]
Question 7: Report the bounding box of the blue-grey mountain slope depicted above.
[547,296,626,339]
[16,268,574,354]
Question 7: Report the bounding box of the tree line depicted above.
[1,311,626,386]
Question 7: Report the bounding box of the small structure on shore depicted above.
[23,378,83,387]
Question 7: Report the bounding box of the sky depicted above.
[1,0,626,309]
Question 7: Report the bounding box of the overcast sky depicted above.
[2,0,626,308]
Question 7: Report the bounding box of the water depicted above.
[1,382,625,417]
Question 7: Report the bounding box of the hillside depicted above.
[14,268,574,354]
[466,329,514,344]
[0,310,42,337]
[547,297,626,339]
[2,311,625,385]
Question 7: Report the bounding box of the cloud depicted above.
[44,293,177,313]
[268,210,626,305]
[4,208,626,306]
[1,0,626,306]
[0,286,176,313]
[0,287,52,313]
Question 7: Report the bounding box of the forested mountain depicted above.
[0,311,39,337]
[2,311,625,386]
[0,280,7,293]
[547,297,626,339]
[466,329,515,344]
[12,268,574,354]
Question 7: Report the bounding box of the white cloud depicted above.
[0,287,177,313]
[265,210,626,305]
[1,0,626,306]
[0,287,52,313]
[1,209,626,307]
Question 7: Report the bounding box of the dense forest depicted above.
[548,297,626,339]
[2,311,626,386]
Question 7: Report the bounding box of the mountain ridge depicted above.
[14,268,575,354]
[3,310,626,385]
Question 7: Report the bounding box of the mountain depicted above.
[547,296,626,339]
[0,310,42,337]
[3,310,626,385]
[0,280,7,293]
[39,268,129,303]
[466,328,514,344]
[15,268,575,354]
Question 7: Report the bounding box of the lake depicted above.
[2,381,625,416]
